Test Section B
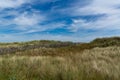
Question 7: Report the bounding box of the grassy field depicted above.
[0,46,120,80]
[0,37,120,80]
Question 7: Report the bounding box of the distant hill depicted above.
[0,37,120,56]
[90,37,120,47]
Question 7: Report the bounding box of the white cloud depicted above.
[69,0,120,32]
[73,0,120,15]
[1,0,120,42]
[0,0,29,9]
[0,10,46,31]
[0,8,65,34]
[14,12,43,26]
[18,21,66,34]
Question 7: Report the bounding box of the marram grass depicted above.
[0,46,120,80]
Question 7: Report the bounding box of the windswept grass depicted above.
[0,37,120,56]
[0,46,120,80]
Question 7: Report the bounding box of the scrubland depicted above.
[0,37,120,80]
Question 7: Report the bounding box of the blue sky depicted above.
[0,0,120,42]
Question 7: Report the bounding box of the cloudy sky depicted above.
[0,0,120,42]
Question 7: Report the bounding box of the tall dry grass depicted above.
[0,46,120,80]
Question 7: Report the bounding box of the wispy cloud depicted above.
[0,0,120,42]
[13,11,46,30]
[69,0,120,32]
[0,0,29,9]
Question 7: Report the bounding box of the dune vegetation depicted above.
[0,37,120,80]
